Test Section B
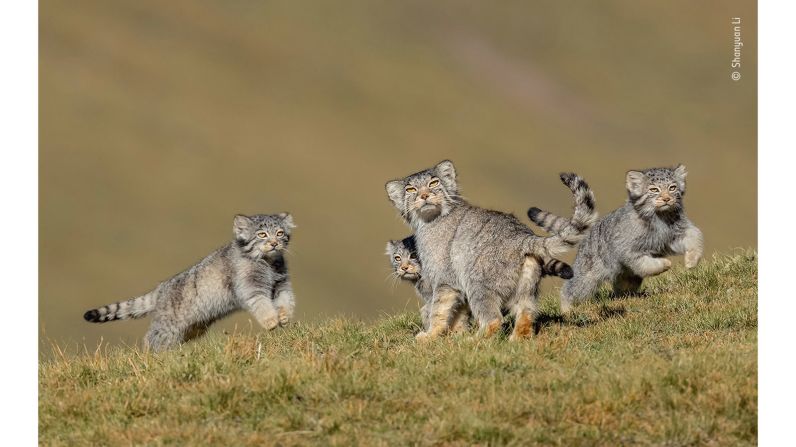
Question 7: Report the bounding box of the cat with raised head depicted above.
[83,213,297,352]
[385,161,596,340]
[528,165,703,312]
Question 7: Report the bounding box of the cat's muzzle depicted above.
[418,203,442,222]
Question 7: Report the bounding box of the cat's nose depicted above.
[419,192,429,200]
[401,265,409,271]
[270,241,279,247]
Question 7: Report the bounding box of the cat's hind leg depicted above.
[612,270,644,297]
[144,319,185,352]
[509,257,543,341]
[561,274,602,314]
[468,286,504,338]
[449,302,472,334]
[183,322,212,343]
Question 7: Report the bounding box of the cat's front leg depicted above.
[245,294,280,331]
[670,223,704,269]
[627,255,672,277]
[416,286,459,341]
[419,303,431,331]
[273,282,295,326]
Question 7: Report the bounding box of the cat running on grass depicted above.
[528,165,703,313]
[83,213,296,352]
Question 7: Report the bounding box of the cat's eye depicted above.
[649,187,660,193]
[394,255,401,262]
[409,254,417,260]
[428,178,440,188]
[669,185,677,191]
[405,186,417,194]
[257,231,268,238]
[276,229,285,237]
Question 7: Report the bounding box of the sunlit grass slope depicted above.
[40,252,756,445]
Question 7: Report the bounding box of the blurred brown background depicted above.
[40,0,757,351]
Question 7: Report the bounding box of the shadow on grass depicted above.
[532,303,627,335]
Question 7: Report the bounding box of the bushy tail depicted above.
[524,172,598,259]
[83,292,156,323]
[541,258,574,279]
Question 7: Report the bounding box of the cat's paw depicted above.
[415,331,431,342]
[261,315,280,331]
[684,250,702,269]
[560,301,573,315]
[659,258,672,273]
[478,319,503,338]
[450,320,468,334]
[277,308,291,326]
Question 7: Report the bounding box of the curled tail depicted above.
[524,172,598,259]
[528,172,597,239]
[83,292,156,323]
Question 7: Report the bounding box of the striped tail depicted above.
[527,172,597,241]
[541,258,574,279]
[83,292,156,323]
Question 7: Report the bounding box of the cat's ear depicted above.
[278,212,296,229]
[625,170,646,197]
[434,160,457,189]
[233,214,253,239]
[673,164,687,193]
[385,240,398,256]
[385,180,406,208]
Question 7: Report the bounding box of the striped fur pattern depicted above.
[385,160,595,341]
[548,165,704,312]
[83,213,297,352]
[542,258,574,279]
[83,292,156,323]
[527,172,598,239]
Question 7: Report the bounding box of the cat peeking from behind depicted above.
[385,160,597,341]
[386,235,575,332]
[83,213,297,352]
[528,165,703,313]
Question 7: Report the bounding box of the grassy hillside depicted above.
[40,252,757,446]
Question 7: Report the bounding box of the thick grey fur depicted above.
[528,165,704,312]
[83,213,297,352]
[384,160,596,339]
[386,235,575,331]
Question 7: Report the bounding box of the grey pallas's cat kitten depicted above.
[385,160,596,341]
[528,165,703,312]
[83,213,297,352]
[386,236,460,332]
[386,235,576,333]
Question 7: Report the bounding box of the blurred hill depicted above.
[40,0,757,350]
